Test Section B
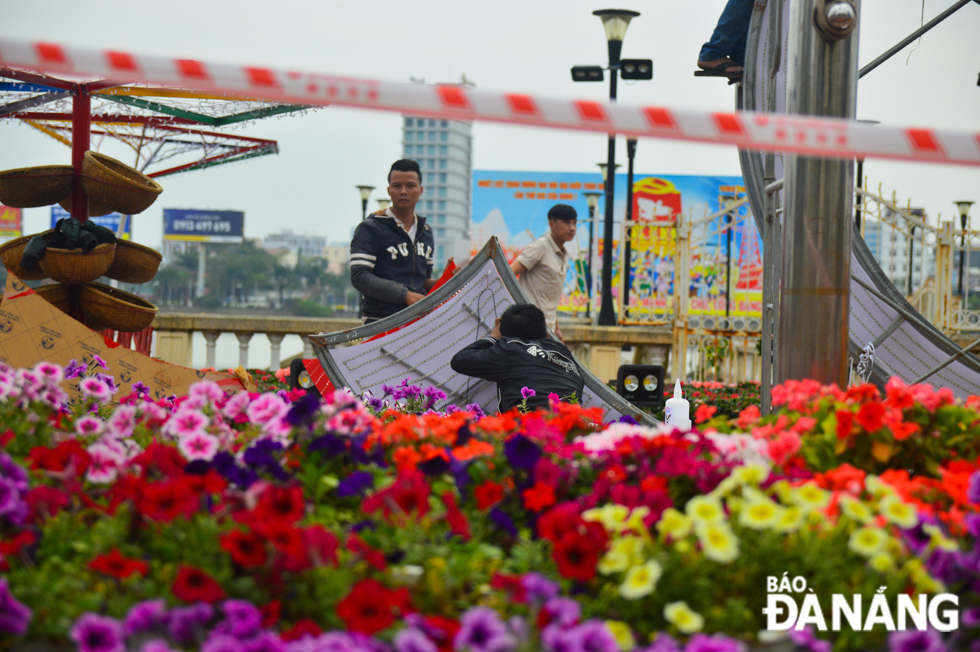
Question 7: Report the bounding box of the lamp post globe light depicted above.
[956,200,975,296]
[377,198,391,212]
[356,185,375,221]
[582,191,603,318]
[570,9,650,324]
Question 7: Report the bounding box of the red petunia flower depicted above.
[27,440,91,476]
[130,443,187,478]
[361,469,431,520]
[419,615,461,652]
[346,534,387,571]
[336,579,411,635]
[303,525,339,567]
[220,530,268,568]
[0,531,37,557]
[855,401,885,432]
[281,619,322,642]
[0,429,14,447]
[260,600,281,628]
[88,549,149,579]
[171,565,226,603]
[253,485,306,523]
[24,486,70,521]
[183,469,228,496]
[441,491,471,541]
[552,528,604,582]
[537,503,584,543]
[253,521,306,559]
[522,483,556,512]
[135,477,199,522]
[490,572,527,603]
[474,480,504,510]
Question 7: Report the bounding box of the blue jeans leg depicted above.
[698,0,755,66]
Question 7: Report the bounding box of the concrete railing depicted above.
[150,312,674,380]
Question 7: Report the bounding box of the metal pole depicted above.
[196,243,206,299]
[958,218,967,296]
[854,158,863,229]
[907,225,916,295]
[70,87,90,224]
[725,211,733,317]
[586,204,595,319]
[622,138,637,315]
[598,38,622,326]
[859,0,972,78]
[361,199,368,221]
[777,0,859,387]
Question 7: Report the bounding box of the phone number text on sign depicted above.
[163,209,244,243]
[170,220,234,233]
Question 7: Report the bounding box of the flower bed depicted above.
[1,360,979,652]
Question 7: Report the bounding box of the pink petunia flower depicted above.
[164,408,209,439]
[246,393,288,425]
[189,381,225,405]
[222,392,251,421]
[80,377,112,403]
[75,415,105,437]
[86,442,124,484]
[106,405,137,439]
[33,362,64,385]
[177,432,220,461]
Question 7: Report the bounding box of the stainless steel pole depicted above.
[776,0,859,386]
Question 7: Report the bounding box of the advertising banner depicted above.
[50,206,132,240]
[163,209,244,243]
[471,171,761,321]
[0,205,21,238]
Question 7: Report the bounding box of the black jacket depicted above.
[450,336,584,412]
[350,213,435,319]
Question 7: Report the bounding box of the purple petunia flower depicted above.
[141,641,178,652]
[0,476,24,518]
[643,633,681,652]
[504,434,541,470]
[521,386,536,401]
[968,470,980,505]
[541,624,584,652]
[70,613,125,652]
[0,453,29,492]
[124,598,167,636]
[683,634,747,652]
[92,354,108,370]
[454,607,515,652]
[337,471,375,498]
[65,359,88,380]
[203,633,245,652]
[574,620,619,652]
[0,579,32,635]
[888,629,945,652]
[490,508,517,537]
[465,403,486,419]
[217,600,262,639]
[166,603,214,643]
[522,573,559,605]
[132,381,150,398]
[926,548,964,586]
[543,597,581,627]
[284,392,322,427]
[241,631,286,652]
[788,627,831,652]
[393,628,438,652]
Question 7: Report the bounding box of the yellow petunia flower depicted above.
[599,536,646,575]
[686,495,726,525]
[878,495,918,529]
[664,601,705,634]
[849,526,889,557]
[839,495,874,523]
[624,506,651,535]
[732,463,770,486]
[619,560,663,600]
[791,483,831,510]
[583,504,630,532]
[738,499,781,530]
[769,479,794,503]
[922,524,958,552]
[657,508,693,540]
[695,522,740,563]
[865,474,897,498]
[606,620,636,651]
[870,551,895,572]
[598,549,631,575]
[773,505,806,533]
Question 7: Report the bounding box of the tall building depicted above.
[262,230,327,263]
[861,208,935,294]
[400,115,472,268]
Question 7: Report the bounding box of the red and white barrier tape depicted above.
[1,38,978,167]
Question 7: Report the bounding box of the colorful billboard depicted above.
[0,205,21,238]
[471,170,761,321]
[163,209,244,243]
[50,206,132,240]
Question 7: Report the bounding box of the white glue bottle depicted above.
[664,379,691,430]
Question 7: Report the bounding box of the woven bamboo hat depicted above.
[0,230,55,281]
[80,282,158,333]
[81,152,162,215]
[105,240,163,284]
[0,165,74,208]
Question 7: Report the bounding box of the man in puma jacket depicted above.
[451,304,584,412]
[350,159,436,321]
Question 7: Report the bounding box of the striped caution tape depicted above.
[1,37,978,167]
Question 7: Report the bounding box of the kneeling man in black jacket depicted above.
[451,304,584,412]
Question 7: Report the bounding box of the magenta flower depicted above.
[887,629,945,652]
[166,408,209,439]
[454,607,514,652]
[107,405,137,439]
[393,628,438,652]
[131,381,150,399]
[246,393,289,425]
[967,470,980,505]
[216,599,262,639]
[33,361,64,384]
[0,578,32,635]
[70,613,125,652]
[91,354,108,370]
[684,634,747,652]
[521,386,536,400]
[123,598,167,636]
[85,443,124,484]
[201,634,243,652]
[189,380,226,405]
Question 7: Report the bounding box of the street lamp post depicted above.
[722,196,736,317]
[956,200,975,296]
[356,185,375,221]
[593,9,639,326]
[583,191,602,319]
[622,138,638,315]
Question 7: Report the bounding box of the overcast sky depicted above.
[1,0,978,250]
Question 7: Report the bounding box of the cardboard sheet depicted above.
[0,273,245,402]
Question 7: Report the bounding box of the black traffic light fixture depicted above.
[616,364,665,409]
[620,59,653,80]
[571,66,605,82]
